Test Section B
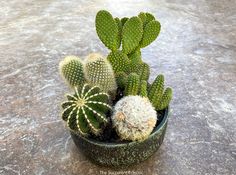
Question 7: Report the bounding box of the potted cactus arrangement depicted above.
[59,10,173,167]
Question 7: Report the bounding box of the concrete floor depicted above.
[0,0,236,175]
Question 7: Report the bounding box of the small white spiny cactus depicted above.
[112,96,157,141]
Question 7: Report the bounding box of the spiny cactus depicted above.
[59,56,85,88]
[127,48,142,64]
[140,20,161,48]
[96,10,119,51]
[114,17,122,49]
[122,17,143,54]
[107,50,130,73]
[124,73,140,96]
[139,80,148,97]
[84,53,117,94]
[148,74,172,110]
[61,84,111,136]
[112,96,157,141]
[115,72,128,90]
[138,62,150,81]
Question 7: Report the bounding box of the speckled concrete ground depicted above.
[0,0,236,175]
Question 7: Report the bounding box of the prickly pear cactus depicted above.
[112,96,157,141]
[122,17,143,54]
[84,53,117,94]
[96,10,119,51]
[61,84,111,136]
[124,73,140,96]
[107,50,130,73]
[59,56,85,88]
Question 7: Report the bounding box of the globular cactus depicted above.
[139,80,148,97]
[148,74,172,110]
[107,50,130,73]
[112,96,157,141]
[84,53,117,94]
[124,73,140,96]
[96,10,119,51]
[115,72,128,90]
[122,17,143,54]
[61,84,111,136]
[59,56,85,88]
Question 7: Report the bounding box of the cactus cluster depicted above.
[112,96,157,141]
[61,84,111,136]
[59,10,173,142]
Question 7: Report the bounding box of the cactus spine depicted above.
[148,74,172,110]
[61,84,111,136]
[112,96,157,141]
[124,73,140,96]
[85,53,117,94]
[59,56,85,88]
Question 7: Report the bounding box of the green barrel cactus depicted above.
[112,96,157,141]
[122,17,143,54]
[61,84,111,136]
[84,53,117,94]
[124,73,140,96]
[95,10,119,51]
[59,56,85,88]
[148,74,172,110]
[139,80,148,97]
[107,50,130,73]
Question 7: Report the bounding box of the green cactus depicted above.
[148,74,164,108]
[156,87,172,110]
[127,48,142,64]
[107,50,130,73]
[96,10,119,51]
[148,74,172,110]
[61,84,111,136]
[139,80,148,97]
[115,72,128,90]
[114,17,122,49]
[122,17,143,54]
[124,73,140,96]
[145,12,155,23]
[138,12,147,24]
[121,17,129,26]
[59,56,85,88]
[112,96,157,141]
[84,53,117,94]
[140,20,161,48]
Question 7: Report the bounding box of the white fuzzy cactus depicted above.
[111,96,157,141]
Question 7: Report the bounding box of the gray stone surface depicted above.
[0,0,236,175]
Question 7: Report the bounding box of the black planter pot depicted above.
[71,107,169,167]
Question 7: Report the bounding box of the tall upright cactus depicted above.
[124,73,140,96]
[115,72,128,90]
[139,80,148,97]
[84,53,117,94]
[61,84,111,136]
[148,74,172,110]
[59,56,85,88]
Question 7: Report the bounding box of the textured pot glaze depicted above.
[71,108,169,167]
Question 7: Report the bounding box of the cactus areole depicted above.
[58,10,173,168]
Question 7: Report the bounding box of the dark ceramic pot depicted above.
[71,107,169,167]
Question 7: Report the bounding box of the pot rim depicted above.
[73,107,169,147]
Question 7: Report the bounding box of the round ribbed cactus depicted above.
[59,56,85,88]
[112,96,157,141]
[122,17,143,54]
[84,53,117,94]
[139,80,148,97]
[96,10,119,51]
[148,74,172,111]
[107,50,130,73]
[61,84,111,136]
[124,73,140,96]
